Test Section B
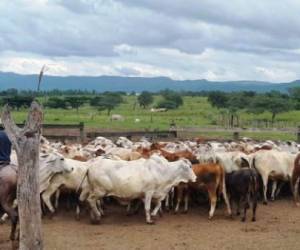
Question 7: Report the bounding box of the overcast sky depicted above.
[0,0,300,82]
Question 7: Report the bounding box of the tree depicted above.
[137,91,154,108]
[1,96,34,110]
[289,87,300,110]
[248,95,293,124]
[2,102,43,250]
[90,93,123,115]
[65,96,86,112]
[161,90,183,108]
[156,100,178,109]
[45,97,68,109]
[157,90,183,109]
[207,91,228,109]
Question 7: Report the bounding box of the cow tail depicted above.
[76,169,89,193]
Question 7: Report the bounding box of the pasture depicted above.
[6,96,300,141]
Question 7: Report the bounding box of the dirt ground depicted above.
[1,199,300,250]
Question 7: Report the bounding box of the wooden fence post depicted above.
[297,126,300,143]
[1,102,43,250]
[79,122,85,143]
[233,131,239,140]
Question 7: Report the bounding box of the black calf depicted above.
[226,168,259,222]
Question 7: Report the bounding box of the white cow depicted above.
[39,152,74,193]
[41,158,89,217]
[111,114,124,121]
[253,150,296,204]
[106,147,142,161]
[116,137,134,149]
[80,155,196,224]
[216,151,251,174]
[1,152,73,223]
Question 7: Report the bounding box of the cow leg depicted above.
[275,181,284,198]
[87,193,102,223]
[222,186,232,217]
[1,200,17,224]
[151,199,163,217]
[10,211,18,242]
[66,191,73,211]
[40,196,47,217]
[236,197,241,216]
[293,178,300,206]
[165,193,170,212]
[228,195,234,216]
[241,198,247,222]
[183,190,189,213]
[126,202,132,215]
[261,174,269,205]
[252,193,258,222]
[76,189,90,220]
[0,213,9,224]
[97,199,104,216]
[270,181,277,201]
[127,199,142,216]
[54,189,61,209]
[1,202,18,241]
[170,188,175,209]
[208,188,217,220]
[42,181,63,214]
[175,186,184,214]
[144,192,154,224]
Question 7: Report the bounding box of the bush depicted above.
[156,100,178,109]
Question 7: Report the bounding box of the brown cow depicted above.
[175,163,232,219]
[150,142,167,151]
[292,153,300,206]
[159,149,198,164]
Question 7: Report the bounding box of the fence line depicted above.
[1,123,299,142]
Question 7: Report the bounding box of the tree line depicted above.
[207,88,300,127]
[1,87,300,124]
[0,89,184,115]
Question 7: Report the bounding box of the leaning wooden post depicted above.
[1,101,43,250]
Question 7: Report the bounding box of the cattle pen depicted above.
[0,124,300,250]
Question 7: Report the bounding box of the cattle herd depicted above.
[1,135,300,241]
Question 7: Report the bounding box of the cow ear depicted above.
[46,159,56,164]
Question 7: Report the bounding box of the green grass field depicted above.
[3,96,300,141]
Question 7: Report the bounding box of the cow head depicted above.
[41,152,74,174]
[179,158,197,183]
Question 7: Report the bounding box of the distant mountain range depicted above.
[0,71,299,93]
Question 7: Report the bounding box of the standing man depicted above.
[0,130,12,166]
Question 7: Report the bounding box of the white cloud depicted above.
[0,0,300,82]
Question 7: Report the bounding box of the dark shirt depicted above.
[0,131,11,163]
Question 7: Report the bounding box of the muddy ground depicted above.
[1,199,300,250]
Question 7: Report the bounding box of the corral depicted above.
[1,199,300,250]
[1,133,300,250]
